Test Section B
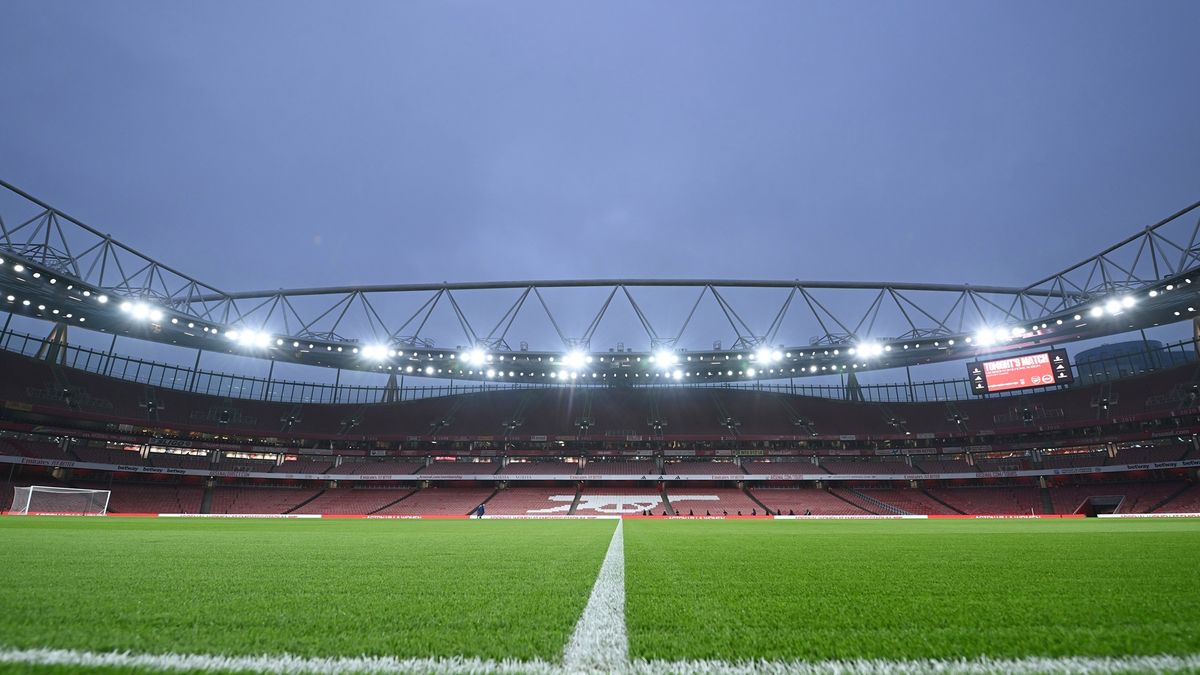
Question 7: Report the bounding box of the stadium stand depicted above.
[914,457,976,473]
[329,460,423,476]
[827,487,890,514]
[209,486,323,514]
[417,461,500,476]
[219,457,278,472]
[574,487,666,516]
[579,460,657,476]
[749,488,870,516]
[375,487,496,515]
[103,483,204,514]
[1040,451,1111,469]
[0,481,13,512]
[925,486,1045,515]
[273,458,334,474]
[667,488,762,515]
[661,461,744,475]
[148,452,212,470]
[855,488,960,515]
[0,438,70,459]
[1150,483,1200,513]
[1108,445,1190,464]
[497,461,580,475]
[484,487,576,515]
[290,489,415,515]
[742,460,820,474]
[822,459,913,475]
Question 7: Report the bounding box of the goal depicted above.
[8,486,110,515]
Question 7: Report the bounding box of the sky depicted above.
[2,0,1199,382]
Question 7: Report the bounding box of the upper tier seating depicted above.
[3,347,1197,440]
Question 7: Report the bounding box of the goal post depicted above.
[8,486,111,515]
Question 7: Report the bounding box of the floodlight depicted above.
[754,347,781,363]
[858,343,884,358]
[562,350,587,369]
[1104,299,1121,315]
[654,350,679,367]
[361,344,388,360]
[1089,306,1104,318]
[462,348,487,366]
[746,367,757,377]
[1121,296,1135,308]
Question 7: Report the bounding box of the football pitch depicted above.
[1,517,1198,674]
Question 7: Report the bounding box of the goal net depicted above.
[8,486,110,515]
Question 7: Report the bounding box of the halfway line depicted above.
[562,517,628,673]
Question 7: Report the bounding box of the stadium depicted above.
[4,3,1200,674]
[2,177,1200,673]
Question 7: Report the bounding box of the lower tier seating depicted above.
[484,487,576,515]
[290,489,415,515]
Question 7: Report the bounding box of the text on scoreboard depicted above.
[967,349,1073,395]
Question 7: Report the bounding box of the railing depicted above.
[0,326,1194,406]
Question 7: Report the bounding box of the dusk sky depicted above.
[2,1,1200,376]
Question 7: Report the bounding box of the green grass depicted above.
[2,516,1199,673]
[0,517,614,661]
[625,518,1200,661]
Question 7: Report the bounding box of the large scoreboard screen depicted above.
[967,349,1073,395]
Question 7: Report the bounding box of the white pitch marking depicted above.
[562,517,628,672]
[3,647,1200,674]
[0,647,554,673]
